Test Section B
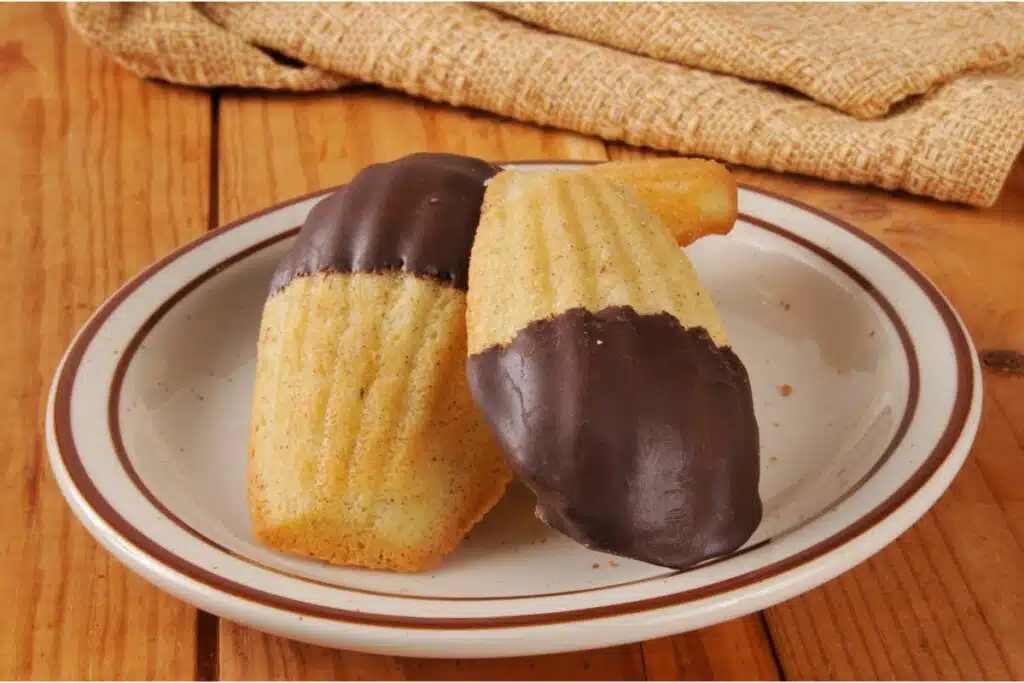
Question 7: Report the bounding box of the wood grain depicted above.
[0,4,212,679]
[640,618,780,681]
[217,616,779,680]
[10,6,1021,677]
[979,160,1024,456]
[219,628,645,681]
[216,87,606,223]
[611,143,1024,679]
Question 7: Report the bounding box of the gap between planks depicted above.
[197,88,222,681]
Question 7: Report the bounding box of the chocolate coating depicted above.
[467,306,762,570]
[269,153,499,295]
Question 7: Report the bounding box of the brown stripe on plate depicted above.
[105,226,685,601]
[51,170,975,630]
[104,210,912,596]
[739,214,922,530]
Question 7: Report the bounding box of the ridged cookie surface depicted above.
[466,170,728,355]
[249,153,512,572]
[466,170,761,571]
[251,273,509,571]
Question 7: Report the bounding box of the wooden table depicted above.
[3,6,1023,680]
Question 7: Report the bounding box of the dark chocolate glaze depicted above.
[467,306,762,570]
[269,153,499,295]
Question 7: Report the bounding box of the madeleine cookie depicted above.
[586,157,738,246]
[466,170,761,570]
[250,153,513,573]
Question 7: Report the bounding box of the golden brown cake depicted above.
[249,153,513,572]
[465,169,762,570]
[585,157,738,246]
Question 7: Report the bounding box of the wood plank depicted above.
[978,160,1024,452]
[641,617,780,680]
[609,144,1024,679]
[220,628,644,681]
[218,616,779,681]
[0,4,211,679]
[216,86,607,222]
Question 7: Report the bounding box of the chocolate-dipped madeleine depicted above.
[249,153,513,573]
[465,170,762,570]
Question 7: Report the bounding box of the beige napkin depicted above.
[67,2,1024,207]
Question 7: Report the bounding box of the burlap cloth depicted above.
[67,2,1024,207]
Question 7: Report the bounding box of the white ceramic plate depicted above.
[46,162,981,658]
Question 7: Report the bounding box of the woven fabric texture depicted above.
[66,2,1024,207]
[487,2,1024,119]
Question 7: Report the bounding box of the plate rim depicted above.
[104,210,922,605]
[46,162,980,633]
